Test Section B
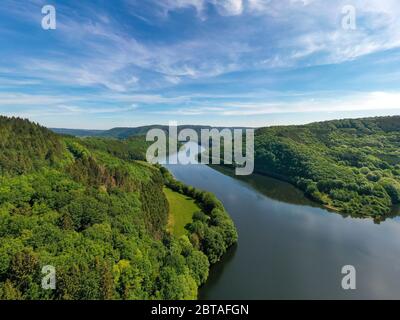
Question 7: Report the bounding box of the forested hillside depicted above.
[254,116,400,220]
[0,116,236,300]
[52,125,250,139]
[53,115,400,221]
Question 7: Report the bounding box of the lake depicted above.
[165,150,400,300]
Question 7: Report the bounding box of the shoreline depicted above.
[208,163,397,223]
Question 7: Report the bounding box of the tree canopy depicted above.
[0,116,237,300]
[254,116,400,220]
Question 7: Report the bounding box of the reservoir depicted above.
[165,148,400,299]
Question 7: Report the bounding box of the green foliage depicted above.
[80,136,150,161]
[0,117,237,300]
[161,168,238,264]
[379,178,400,203]
[254,116,400,219]
[0,116,64,174]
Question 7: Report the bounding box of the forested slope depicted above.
[254,116,400,220]
[0,116,236,300]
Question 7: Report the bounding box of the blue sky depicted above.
[1,0,400,129]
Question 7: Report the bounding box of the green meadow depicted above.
[164,187,200,237]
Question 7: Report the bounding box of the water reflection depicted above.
[166,158,400,300]
[210,165,318,207]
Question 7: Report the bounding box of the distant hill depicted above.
[51,125,252,139]
[50,128,105,137]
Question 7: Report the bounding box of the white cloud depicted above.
[3,0,400,124]
[214,0,244,16]
[4,0,400,95]
[152,91,400,116]
[0,93,71,105]
[221,91,400,115]
[0,92,190,114]
[164,0,206,13]
[56,104,139,115]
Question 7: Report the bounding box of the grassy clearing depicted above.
[164,187,200,237]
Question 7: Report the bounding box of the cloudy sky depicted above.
[1,0,400,128]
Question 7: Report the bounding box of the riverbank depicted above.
[160,166,238,265]
[211,164,398,223]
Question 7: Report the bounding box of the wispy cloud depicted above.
[1,0,400,128]
[152,91,400,116]
[5,0,400,90]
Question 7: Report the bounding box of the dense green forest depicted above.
[0,116,237,300]
[54,116,400,221]
[253,116,400,220]
[8,114,397,299]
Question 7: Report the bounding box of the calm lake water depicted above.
[162,142,400,300]
[165,150,400,300]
